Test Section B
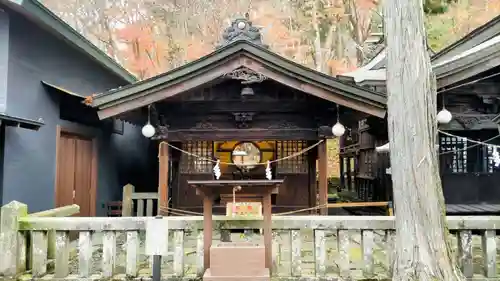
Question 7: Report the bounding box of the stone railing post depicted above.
[0,201,28,276]
[122,184,135,217]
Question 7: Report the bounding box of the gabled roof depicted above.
[340,34,500,88]
[2,0,136,83]
[432,14,500,64]
[341,14,500,83]
[92,40,387,119]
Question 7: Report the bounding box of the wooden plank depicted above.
[122,184,135,217]
[137,200,144,217]
[54,231,70,278]
[78,231,92,277]
[327,202,390,208]
[146,199,154,216]
[130,193,159,200]
[126,231,139,277]
[31,231,48,277]
[102,231,116,278]
[29,205,80,217]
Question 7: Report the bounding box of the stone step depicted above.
[203,268,270,281]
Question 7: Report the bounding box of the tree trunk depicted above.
[311,0,323,72]
[383,0,465,281]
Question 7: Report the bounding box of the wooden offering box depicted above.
[204,242,269,281]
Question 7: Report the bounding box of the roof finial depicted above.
[217,17,268,49]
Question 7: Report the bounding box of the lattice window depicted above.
[180,141,213,174]
[482,144,495,173]
[439,136,467,173]
[276,141,308,174]
[360,152,373,176]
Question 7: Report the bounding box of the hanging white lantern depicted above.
[437,108,452,124]
[331,122,345,137]
[141,123,156,138]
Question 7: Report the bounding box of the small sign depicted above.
[145,217,169,256]
[226,202,262,217]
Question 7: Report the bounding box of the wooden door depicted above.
[55,130,97,216]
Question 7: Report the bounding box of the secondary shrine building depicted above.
[90,18,387,215]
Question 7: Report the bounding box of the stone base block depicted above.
[210,242,265,276]
[203,269,270,281]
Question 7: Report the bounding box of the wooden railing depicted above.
[121,184,159,217]
[0,201,499,280]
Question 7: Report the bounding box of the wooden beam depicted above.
[158,142,169,215]
[327,202,390,208]
[154,128,321,141]
[29,205,80,217]
[318,141,328,215]
[240,57,386,118]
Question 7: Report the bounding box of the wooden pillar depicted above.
[203,194,213,270]
[122,184,134,217]
[307,142,317,213]
[346,158,352,191]
[318,140,328,215]
[158,142,169,215]
[262,193,272,271]
[339,136,345,191]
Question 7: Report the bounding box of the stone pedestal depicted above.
[203,242,270,281]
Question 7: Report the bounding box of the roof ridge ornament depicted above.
[217,18,268,49]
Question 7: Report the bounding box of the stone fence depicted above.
[0,201,499,280]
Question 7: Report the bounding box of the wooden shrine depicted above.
[337,15,500,213]
[89,17,387,217]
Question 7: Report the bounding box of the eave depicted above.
[340,34,500,90]
[0,113,44,130]
[432,14,500,64]
[92,40,387,120]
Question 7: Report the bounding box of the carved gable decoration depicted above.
[224,67,267,84]
[217,18,268,48]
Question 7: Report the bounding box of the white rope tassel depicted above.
[213,159,221,179]
[265,160,272,180]
[493,146,500,167]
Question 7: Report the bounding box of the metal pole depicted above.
[152,216,163,281]
[152,255,162,281]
